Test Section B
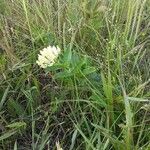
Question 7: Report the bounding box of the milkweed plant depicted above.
[36,45,97,83]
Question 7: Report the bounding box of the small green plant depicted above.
[36,45,96,84]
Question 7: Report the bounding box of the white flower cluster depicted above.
[36,45,61,68]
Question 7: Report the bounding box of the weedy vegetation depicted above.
[0,0,150,149]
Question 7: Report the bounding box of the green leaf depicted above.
[6,121,26,129]
[90,93,106,108]
[0,130,17,141]
[13,141,17,150]
[0,85,10,111]
[63,49,72,63]
[7,99,26,117]
[46,63,65,72]
[82,67,96,75]
[54,71,74,79]
[70,130,78,150]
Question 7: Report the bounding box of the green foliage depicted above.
[47,49,96,81]
[0,0,150,149]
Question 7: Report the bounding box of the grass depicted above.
[0,0,150,149]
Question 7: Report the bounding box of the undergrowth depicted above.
[0,0,150,149]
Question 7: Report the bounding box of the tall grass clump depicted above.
[0,0,150,149]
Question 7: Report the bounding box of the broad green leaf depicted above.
[63,49,72,63]
[7,99,26,117]
[82,67,96,75]
[54,71,74,79]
